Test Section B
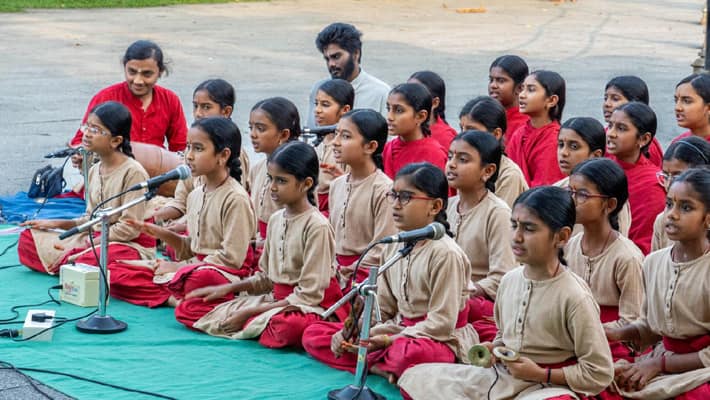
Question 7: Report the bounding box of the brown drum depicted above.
[131,142,183,197]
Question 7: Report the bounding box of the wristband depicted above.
[546,367,552,384]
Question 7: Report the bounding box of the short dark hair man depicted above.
[306,22,390,127]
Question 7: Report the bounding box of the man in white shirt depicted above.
[306,22,391,127]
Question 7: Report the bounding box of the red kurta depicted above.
[506,120,565,187]
[70,82,187,152]
[505,106,529,146]
[647,137,664,168]
[671,130,710,144]
[608,155,665,255]
[383,136,448,179]
[429,116,457,152]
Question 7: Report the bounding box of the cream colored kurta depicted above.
[496,155,529,208]
[554,175,632,237]
[329,170,396,268]
[400,267,614,399]
[193,207,336,338]
[248,158,281,234]
[32,157,154,272]
[315,134,347,195]
[651,211,671,252]
[613,248,710,399]
[447,192,516,299]
[369,235,479,361]
[171,177,255,270]
[162,175,200,217]
[566,233,644,329]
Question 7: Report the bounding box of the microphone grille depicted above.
[176,164,191,179]
[430,222,446,240]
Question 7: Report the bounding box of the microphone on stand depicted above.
[302,125,338,136]
[44,147,81,158]
[126,164,191,193]
[378,222,446,244]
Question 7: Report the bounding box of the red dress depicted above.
[429,116,457,152]
[506,120,565,187]
[70,82,187,152]
[505,106,529,146]
[383,136,448,179]
[608,155,665,255]
[672,130,710,144]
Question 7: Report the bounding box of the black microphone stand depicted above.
[321,241,416,400]
[59,189,158,334]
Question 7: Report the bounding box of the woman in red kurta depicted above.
[506,70,566,187]
[382,83,448,179]
[488,55,530,145]
[70,40,187,152]
[606,102,665,255]
[409,71,457,151]
[672,74,710,144]
[602,75,663,167]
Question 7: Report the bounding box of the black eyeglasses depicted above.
[385,190,435,206]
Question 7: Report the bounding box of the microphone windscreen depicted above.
[176,164,191,180]
[430,222,446,240]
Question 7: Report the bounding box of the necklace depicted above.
[551,261,561,278]
[581,229,615,258]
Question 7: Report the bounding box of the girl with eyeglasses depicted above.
[19,102,157,300]
[303,162,477,384]
[651,136,710,251]
[400,186,614,400]
[565,158,644,362]
[555,116,632,237]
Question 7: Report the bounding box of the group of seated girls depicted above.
[15,47,710,400]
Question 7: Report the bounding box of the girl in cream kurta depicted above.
[329,169,395,284]
[327,108,397,285]
[607,169,710,399]
[192,207,344,347]
[128,118,256,317]
[565,158,645,361]
[445,130,516,340]
[312,79,354,216]
[19,102,158,304]
[302,162,478,382]
[400,186,614,399]
[187,141,344,348]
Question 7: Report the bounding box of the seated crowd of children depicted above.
[15,39,710,399]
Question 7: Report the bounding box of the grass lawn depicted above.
[0,0,258,13]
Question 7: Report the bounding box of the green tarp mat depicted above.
[0,226,400,399]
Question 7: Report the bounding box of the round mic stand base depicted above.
[327,385,385,400]
[76,315,127,334]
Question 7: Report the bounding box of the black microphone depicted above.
[378,222,446,244]
[126,164,191,192]
[44,147,81,158]
[302,125,337,136]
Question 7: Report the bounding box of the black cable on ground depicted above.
[0,360,178,400]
